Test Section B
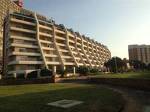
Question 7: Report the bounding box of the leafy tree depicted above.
[76,66,89,75]
[129,60,146,70]
[27,71,38,79]
[89,68,99,73]
[0,60,2,75]
[17,74,25,79]
[40,68,53,77]
[147,63,150,70]
[104,57,126,73]
[58,69,67,78]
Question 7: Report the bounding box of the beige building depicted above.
[0,0,21,67]
[3,10,111,77]
[128,45,150,64]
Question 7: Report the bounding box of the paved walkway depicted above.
[59,77,150,112]
[99,85,147,112]
[120,88,150,112]
[103,84,150,112]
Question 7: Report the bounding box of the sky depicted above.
[24,0,150,59]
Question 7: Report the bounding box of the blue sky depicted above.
[24,0,150,59]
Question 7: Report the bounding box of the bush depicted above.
[65,67,73,73]
[0,70,2,75]
[27,71,38,79]
[40,68,53,77]
[90,68,99,73]
[58,69,67,78]
[4,76,15,80]
[77,66,89,75]
[17,73,25,79]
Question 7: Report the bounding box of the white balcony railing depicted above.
[10,27,36,34]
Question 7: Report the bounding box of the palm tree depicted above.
[104,57,126,73]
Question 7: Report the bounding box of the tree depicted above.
[76,66,89,75]
[104,57,126,73]
[59,69,67,78]
[129,60,146,70]
[40,68,53,77]
[147,63,150,71]
[0,60,2,75]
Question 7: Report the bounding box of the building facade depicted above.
[0,0,21,68]
[128,45,150,64]
[3,10,111,76]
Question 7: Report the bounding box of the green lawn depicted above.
[0,83,124,112]
[91,71,150,79]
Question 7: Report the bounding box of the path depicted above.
[59,77,150,112]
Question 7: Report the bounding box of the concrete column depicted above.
[52,66,57,83]
[24,72,27,79]
[108,68,110,72]
[37,69,41,78]
[73,67,76,75]
[63,66,66,71]
[53,66,57,75]
[14,73,17,79]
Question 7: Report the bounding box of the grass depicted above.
[0,83,124,112]
[91,71,150,79]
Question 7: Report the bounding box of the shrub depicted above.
[27,71,38,79]
[4,76,15,80]
[90,68,99,73]
[77,66,89,75]
[17,73,25,79]
[40,68,53,77]
[0,70,2,75]
[59,69,67,78]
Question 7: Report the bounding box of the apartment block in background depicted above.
[0,0,22,68]
[128,45,150,64]
[3,10,111,77]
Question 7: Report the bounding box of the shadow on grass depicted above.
[0,85,124,112]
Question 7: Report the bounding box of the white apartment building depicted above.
[3,10,111,77]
